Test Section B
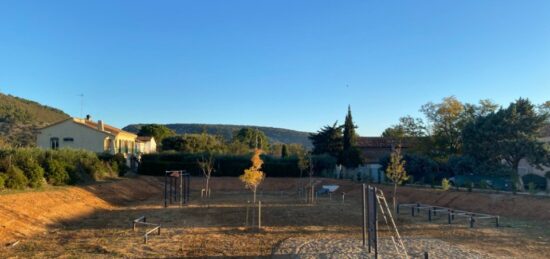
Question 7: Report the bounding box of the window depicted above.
[50,138,59,150]
[63,137,74,142]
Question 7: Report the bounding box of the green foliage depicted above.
[463,98,550,189]
[0,173,6,189]
[124,123,313,149]
[522,174,547,191]
[13,151,45,188]
[232,128,269,150]
[281,144,289,158]
[309,122,343,160]
[138,152,336,177]
[5,166,28,189]
[137,124,175,146]
[386,146,409,185]
[441,178,451,191]
[382,116,427,138]
[342,106,362,168]
[162,133,226,153]
[43,159,70,185]
[0,93,69,147]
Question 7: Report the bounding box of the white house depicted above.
[136,136,157,154]
[37,117,144,155]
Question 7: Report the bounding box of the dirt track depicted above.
[0,176,549,258]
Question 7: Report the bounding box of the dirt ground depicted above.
[0,176,549,258]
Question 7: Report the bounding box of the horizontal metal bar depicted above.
[145,226,160,236]
[133,216,146,223]
[134,222,160,227]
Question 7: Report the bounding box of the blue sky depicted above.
[1,0,549,136]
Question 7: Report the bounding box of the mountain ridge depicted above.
[123,123,313,148]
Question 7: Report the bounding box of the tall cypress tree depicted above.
[342,106,362,168]
[343,105,357,150]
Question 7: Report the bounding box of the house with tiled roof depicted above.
[36,116,151,155]
[357,137,416,164]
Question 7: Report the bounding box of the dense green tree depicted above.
[162,133,226,153]
[341,106,362,168]
[462,98,550,190]
[342,106,358,151]
[138,124,175,147]
[382,116,427,138]
[232,128,269,150]
[309,122,343,160]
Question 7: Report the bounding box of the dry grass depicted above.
[1,176,549,258]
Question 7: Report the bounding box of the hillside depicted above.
[0,93,69,147]
[124,123,313,148]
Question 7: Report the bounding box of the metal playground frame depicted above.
[164,170,190,208]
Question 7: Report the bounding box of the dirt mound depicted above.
[0,176,162,244]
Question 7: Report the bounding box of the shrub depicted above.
[138,152,335,177]
[0,173,6,190]
[522,174,547,191]
[14,155,45,188]
[441,178,451,191]
[5,166,28,189]
[43,159,70,185]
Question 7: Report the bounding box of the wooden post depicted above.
[428,208,432,222]
[164,173,168,208]
[180,171,183,207]
[258,201,262,230]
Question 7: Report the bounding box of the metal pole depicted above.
[180,171,183,207]
[362,184,366,247]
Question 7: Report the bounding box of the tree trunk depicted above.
[513,161,525,192]
[393,183,397,212]
[205,177,210,197]
[253,188,257,203]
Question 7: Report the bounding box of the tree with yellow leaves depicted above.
[240,149,265,203]
[386,145,408,211]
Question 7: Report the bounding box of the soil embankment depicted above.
[0,176,162,244]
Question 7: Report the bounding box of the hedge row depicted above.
[138,152,337,177]
[0,148,127,190]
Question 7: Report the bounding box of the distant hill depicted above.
[123,123,313,148]
[0,93,69,147]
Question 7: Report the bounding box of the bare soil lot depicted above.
[0,176,549,258]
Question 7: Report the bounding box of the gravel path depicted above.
[273,237,498,259]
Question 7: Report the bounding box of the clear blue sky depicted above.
[1,1,549,136]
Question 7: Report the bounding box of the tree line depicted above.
[381,97,550,191]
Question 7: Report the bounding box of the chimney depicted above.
[98,120,105,131]
[86,114,91,121]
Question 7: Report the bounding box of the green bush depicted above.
[5,166,28,189]
[138,152,336,177]
[0,173,6,190]
[43,159,70,185]
[14,152,45,188]
[522,174,547,190]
